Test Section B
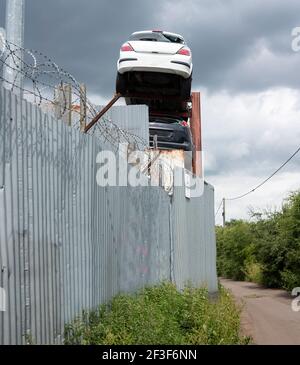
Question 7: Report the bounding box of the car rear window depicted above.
[129,32,185,44]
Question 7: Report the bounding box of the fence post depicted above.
[63,83,72,126]
[80,83,86,132]
[54,84,63,119]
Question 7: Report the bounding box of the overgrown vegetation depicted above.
[217,191,300,291]
[64,282,249,345]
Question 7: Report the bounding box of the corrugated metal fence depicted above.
[0,85,217,344]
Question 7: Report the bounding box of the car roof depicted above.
[130,30,185,42]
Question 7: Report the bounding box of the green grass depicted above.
[64,282,250,345]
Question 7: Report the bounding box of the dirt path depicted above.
[220,278,300,345]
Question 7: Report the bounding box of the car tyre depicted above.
[116,73,127,94]
[125,97,133,105]
[180,76,192,99]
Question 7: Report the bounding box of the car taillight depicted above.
[121,43,134,52]
[180,121,189,127]
[177,47,191,56]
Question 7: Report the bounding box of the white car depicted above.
[116,30,193,99]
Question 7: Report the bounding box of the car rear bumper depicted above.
[118,55,192,79]
[149,139,193,151]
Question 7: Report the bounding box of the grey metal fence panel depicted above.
[0,85,217,344]
[172,179,218,293]
[97,104,149,146]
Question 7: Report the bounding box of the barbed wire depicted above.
[0,39,175,190]
[0,40,150,148]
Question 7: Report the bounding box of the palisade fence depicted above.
[0,85,217,345]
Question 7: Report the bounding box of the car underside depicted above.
[116,71,192,100]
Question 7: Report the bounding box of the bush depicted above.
[281,270,299,292]
[243,261,263,284]
[216,220,253,281]
[64,282,249,345]
[216,191,300,291]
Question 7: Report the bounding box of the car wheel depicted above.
[116,73,127,94]
[125,97,133,105]
[180,76,192,99]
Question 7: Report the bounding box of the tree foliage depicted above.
[217,191,300,291]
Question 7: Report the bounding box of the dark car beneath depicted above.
[149,115,193,152]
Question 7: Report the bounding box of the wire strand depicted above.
[226,145,300,201]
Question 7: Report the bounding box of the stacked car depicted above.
[116,30,194,154]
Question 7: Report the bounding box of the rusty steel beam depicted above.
[84,93,122,133]
[190,92,202,177]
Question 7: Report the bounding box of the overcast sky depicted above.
[1,0,300,223]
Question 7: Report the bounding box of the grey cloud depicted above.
[180,0,300,91]
[1,0,300,96]
[25,0,162,97]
